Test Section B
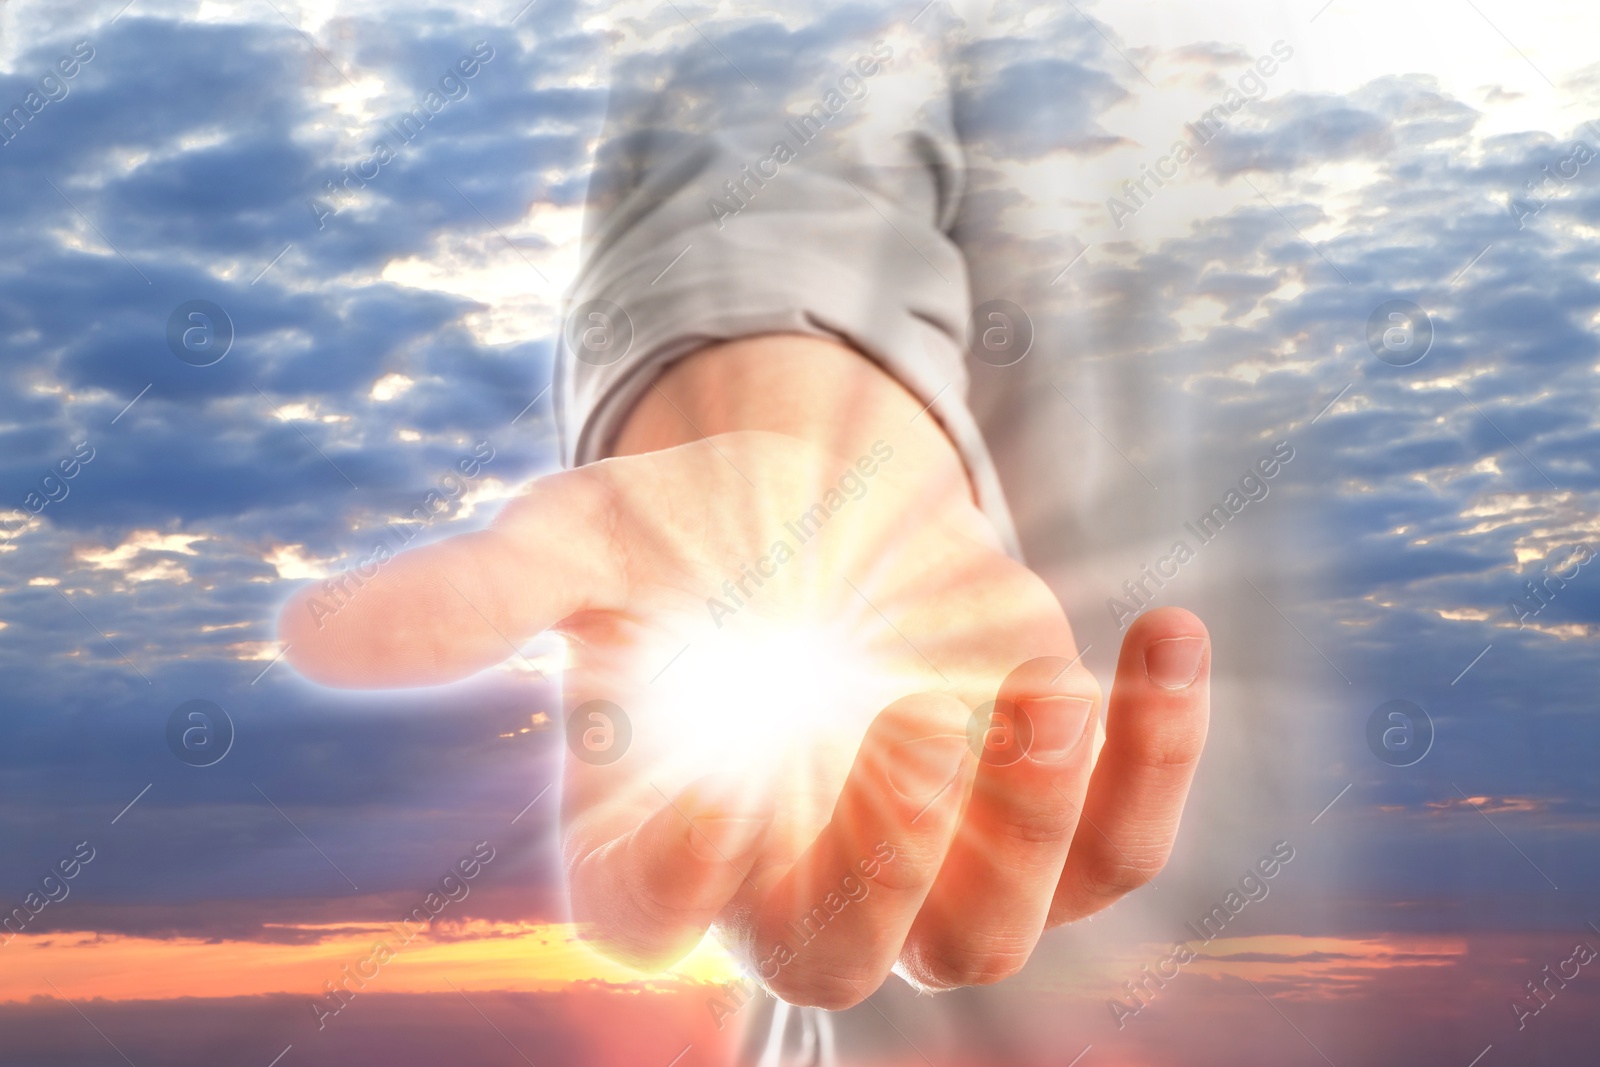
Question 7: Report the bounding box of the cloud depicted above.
[1423,794,1549,815]
[953,21,1132,160]
[0,6,1597,1065]
[0,985,738,1067]
[72,528,210,585]
[368,373,415,401]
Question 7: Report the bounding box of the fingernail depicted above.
[888,735,969,804]
[686,816,769,863]
[1145,637,1206,690]
[1020,696,1095,761]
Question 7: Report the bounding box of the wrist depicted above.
[610,333,974,503]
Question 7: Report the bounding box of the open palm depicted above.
[281,428,1210,1008]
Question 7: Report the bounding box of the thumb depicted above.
[278,467,624,688]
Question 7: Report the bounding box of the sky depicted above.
[0,0,1596,1064]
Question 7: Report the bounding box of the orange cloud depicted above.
[1185,934,1467,1000]
[1424,795,1547,815]
[2,920,741,1004]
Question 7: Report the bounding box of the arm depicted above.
[557,12,1022,556]
[280,7,1212,1008]
[282,328,1211,1009]
[611,333,973,509]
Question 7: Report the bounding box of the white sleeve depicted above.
[554,10,1020,558]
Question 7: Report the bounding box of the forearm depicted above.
[610,334,975,507]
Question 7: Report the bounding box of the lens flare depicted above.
[630,613,899,853]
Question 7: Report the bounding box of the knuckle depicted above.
[565,839,704,964]
[765,967,874,1011]
[1126,729,1206,770]
[626,867,702,926]
[574,925,680,973]
[566,888,686,971]
[1079,852,1167,897]
[992,801,1081,846]
[905,938,1033,990]
[857,841,940,893]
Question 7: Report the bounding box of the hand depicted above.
[279,335,1211,1008]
